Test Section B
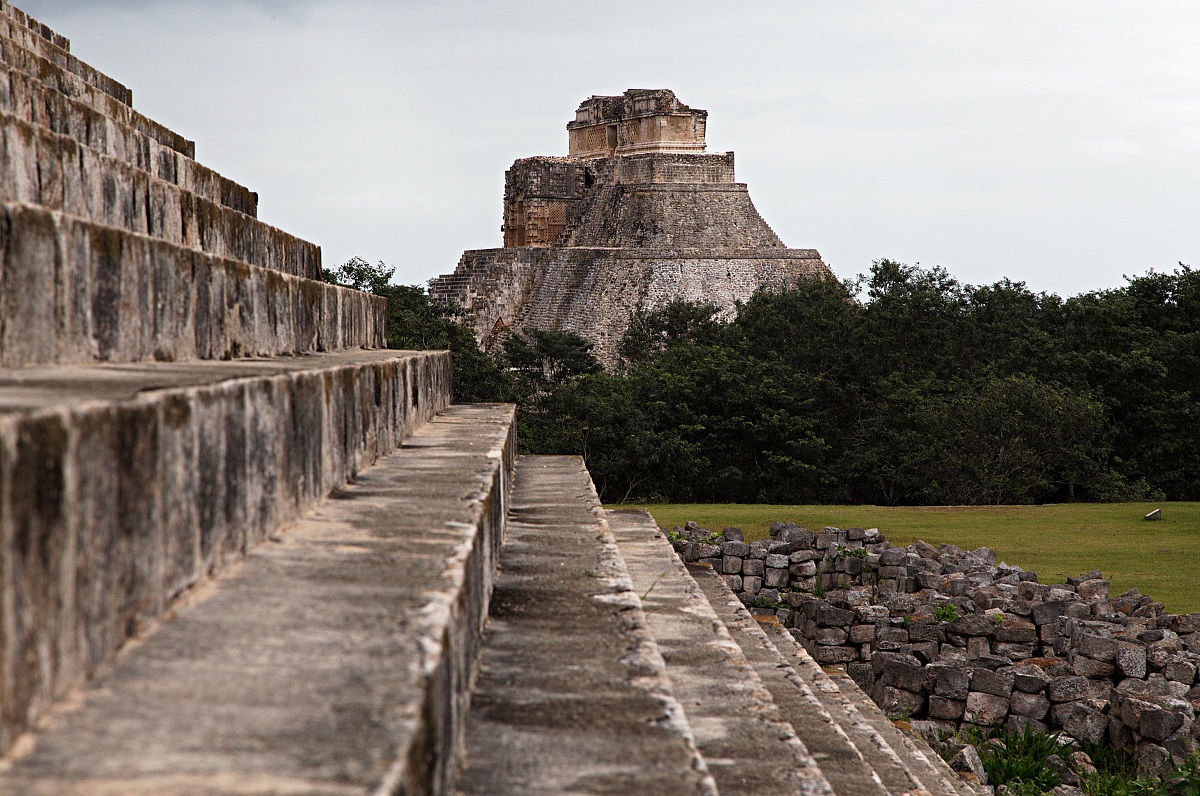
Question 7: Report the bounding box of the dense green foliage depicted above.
[323,258,506,402]
[327,256,1200,506]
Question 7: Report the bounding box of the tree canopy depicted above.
[328,256,1199,506]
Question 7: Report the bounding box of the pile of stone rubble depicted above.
[670,521,1200,775]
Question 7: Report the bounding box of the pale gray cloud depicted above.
[15,0,1200,296]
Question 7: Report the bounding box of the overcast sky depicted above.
[18,1,1200,297]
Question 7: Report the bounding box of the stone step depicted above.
[819,662,977,796]
[766,623,973,796]
[0,53,255,217]
[0,109,319,279]
[0,400,514,795]
[0,7,263,219]
[0,8,196,160]
[454,456,717,795]
[0,349,451,754]
[0,202,382,368]
[608,509,833,796]
[0,1,71,55]
[689,564,897,796]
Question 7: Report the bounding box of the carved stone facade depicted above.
[432,89,831,367]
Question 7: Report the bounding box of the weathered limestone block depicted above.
[1077,579,1111,601]
[721,541,750,558]
[1121,696,1158,733]
[848,624,876,644]
[812,604,854,627]
[781,526,814,546]
[1049,676,1090,702]
[1077,634,1118,662]
[875,685,925,717]
[964,692,1010,726]
[815,627,849,646]
[854,604,890,623]
[1011,690,1051,720]
[1005,664,1052,693]
[1058,702,1108,745]
[1116,641,1149,679]
[741,558,764,577]
[929,696,967,720]
[995,642,1037,660]
[1137,742,1173,777]
[763,567,788,588]
[1140,705,1187,742]
[947,614,996,637]
[995,620,1038,644]
[1031,599,1067,626]
[967,637,991,659]
[1163,728,1198,763]
[1075,658,1117,680]
[1163,656,1198,684]
[907,621,946,644]
[875,653,925,692]
[722,556,743,575]
[949,745,987,781]
[764,553,788,569]
[971,668,1015,698]
[1008,715,1050,735]
[934,666,971,700]
[815,645,857,664]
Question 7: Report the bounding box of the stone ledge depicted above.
[0,2,71,54]
[0,402,514,795]
[610,509,836,796]
[455,457,718,795]
[0,203,382,367]
[0,112,315,276]
[0,63,254,216]
[0,17,190,155]
[0,350,451,755]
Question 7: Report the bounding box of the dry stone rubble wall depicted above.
[670,522,1200,775]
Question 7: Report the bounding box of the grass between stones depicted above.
[616,502,1200,613]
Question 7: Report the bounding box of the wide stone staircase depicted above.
[0,4,973,794]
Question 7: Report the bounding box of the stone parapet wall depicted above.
[0,350,451,754]
[670,522,1200,775]
[0,203,384,367]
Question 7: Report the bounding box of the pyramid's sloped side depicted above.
[431,244,827,367]
[564,183,787,251]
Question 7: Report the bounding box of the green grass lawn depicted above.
[615,502,1200,614]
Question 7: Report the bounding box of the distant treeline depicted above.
[326,257,1200,506]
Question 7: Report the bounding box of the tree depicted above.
[322,258,506,402]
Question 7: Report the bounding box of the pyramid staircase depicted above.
[0,5,975,794]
